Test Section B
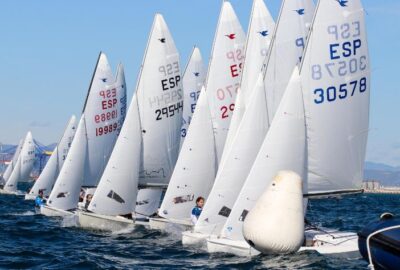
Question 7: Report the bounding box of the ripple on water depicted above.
[1,192,396,269]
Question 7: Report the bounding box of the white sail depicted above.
[194,74,269,235]
[219,68,306,243]
[158,87,217,221]
[180,47,206,146]
[136,14,183,186]
[82,53,126,186]
[29,115,77,197]
[265,0,314,122]
[136,188,163,218]
[4,132,36,191]
[300,0,370,195]
[220,0,274,166]
[205,1,245,164]
[88,94,142,216]
[2,138,24,183]
[47,115,88,210]
[239,0,275,105]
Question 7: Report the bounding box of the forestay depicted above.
[180,47,206,146]
[89,93,142,216]
[219,68,307,243]
[194,74,269,236]
[136,14,183,186]
[4,132,36,192]
[265,0,314,122]
[300,0,370,195]
[29,115,77,197]
[158,87,217,221]
[204,1,245,164]
[83,54,127,187]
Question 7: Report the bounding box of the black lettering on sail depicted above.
[173,194,194,204]
[218,206,231,217]
[107,190,125,204]
[239,209,248,222]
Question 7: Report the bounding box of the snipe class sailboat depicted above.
[0,139,24,186]
[78,13,184,230]
[0,132,36,195]
[182,0,314,245]
[25,115,77,200]
[208,0,370,257]
[40,53,127,216]
[149,1,245,230]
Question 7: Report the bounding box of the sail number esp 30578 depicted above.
[311,21,368,104]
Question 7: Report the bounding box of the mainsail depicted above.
[300,0,370,196]
[29,115,77,197]
[4,132,36,192]
[180,47,206,146]
[136,14,183,187]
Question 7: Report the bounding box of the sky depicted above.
[0,0,399,166]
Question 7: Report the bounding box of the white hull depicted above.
[207,236,260,256]
[181,231,209,247]
[40,205,75,217]
[78,211,134,231]
[205,228,359,257]
[149,217,193,231]
[24,194,36,200]
[0,189,17,195]
[298,229,360,258]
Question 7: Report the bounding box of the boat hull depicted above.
[24,194,36,200]
[358,216,400,269]
[206,228,359,257]
[149,217,193,231]
[40,205,75,217]
[181,231,209,247]
[78,211,134,231]
[0,189,17,195]
[207,236,260,256]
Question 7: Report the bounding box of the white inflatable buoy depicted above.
[242,170,304,254]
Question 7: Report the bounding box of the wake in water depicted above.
[9,210,36,216]
[60,214,79,228]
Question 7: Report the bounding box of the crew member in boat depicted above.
[35,190,46,207]
[85,194,93,209]
[79,189,85,202]
[191,197,204,225]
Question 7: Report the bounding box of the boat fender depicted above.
[380,212,394,220]
[242,170,304,254]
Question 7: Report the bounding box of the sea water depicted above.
[1,185,399,269]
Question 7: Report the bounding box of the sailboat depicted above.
[149,1,245,230]
[77,13,183,230]
[0,132,36,195]
[0,138,24,186]
[182,0,314,245]
[180,47,206,147]
[25,115,77,200]
[208,0,370,257]
[40,53,127,216]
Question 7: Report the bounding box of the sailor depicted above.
[85,194,93,210]
[191,197,204,225]
[35,190,46,207]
